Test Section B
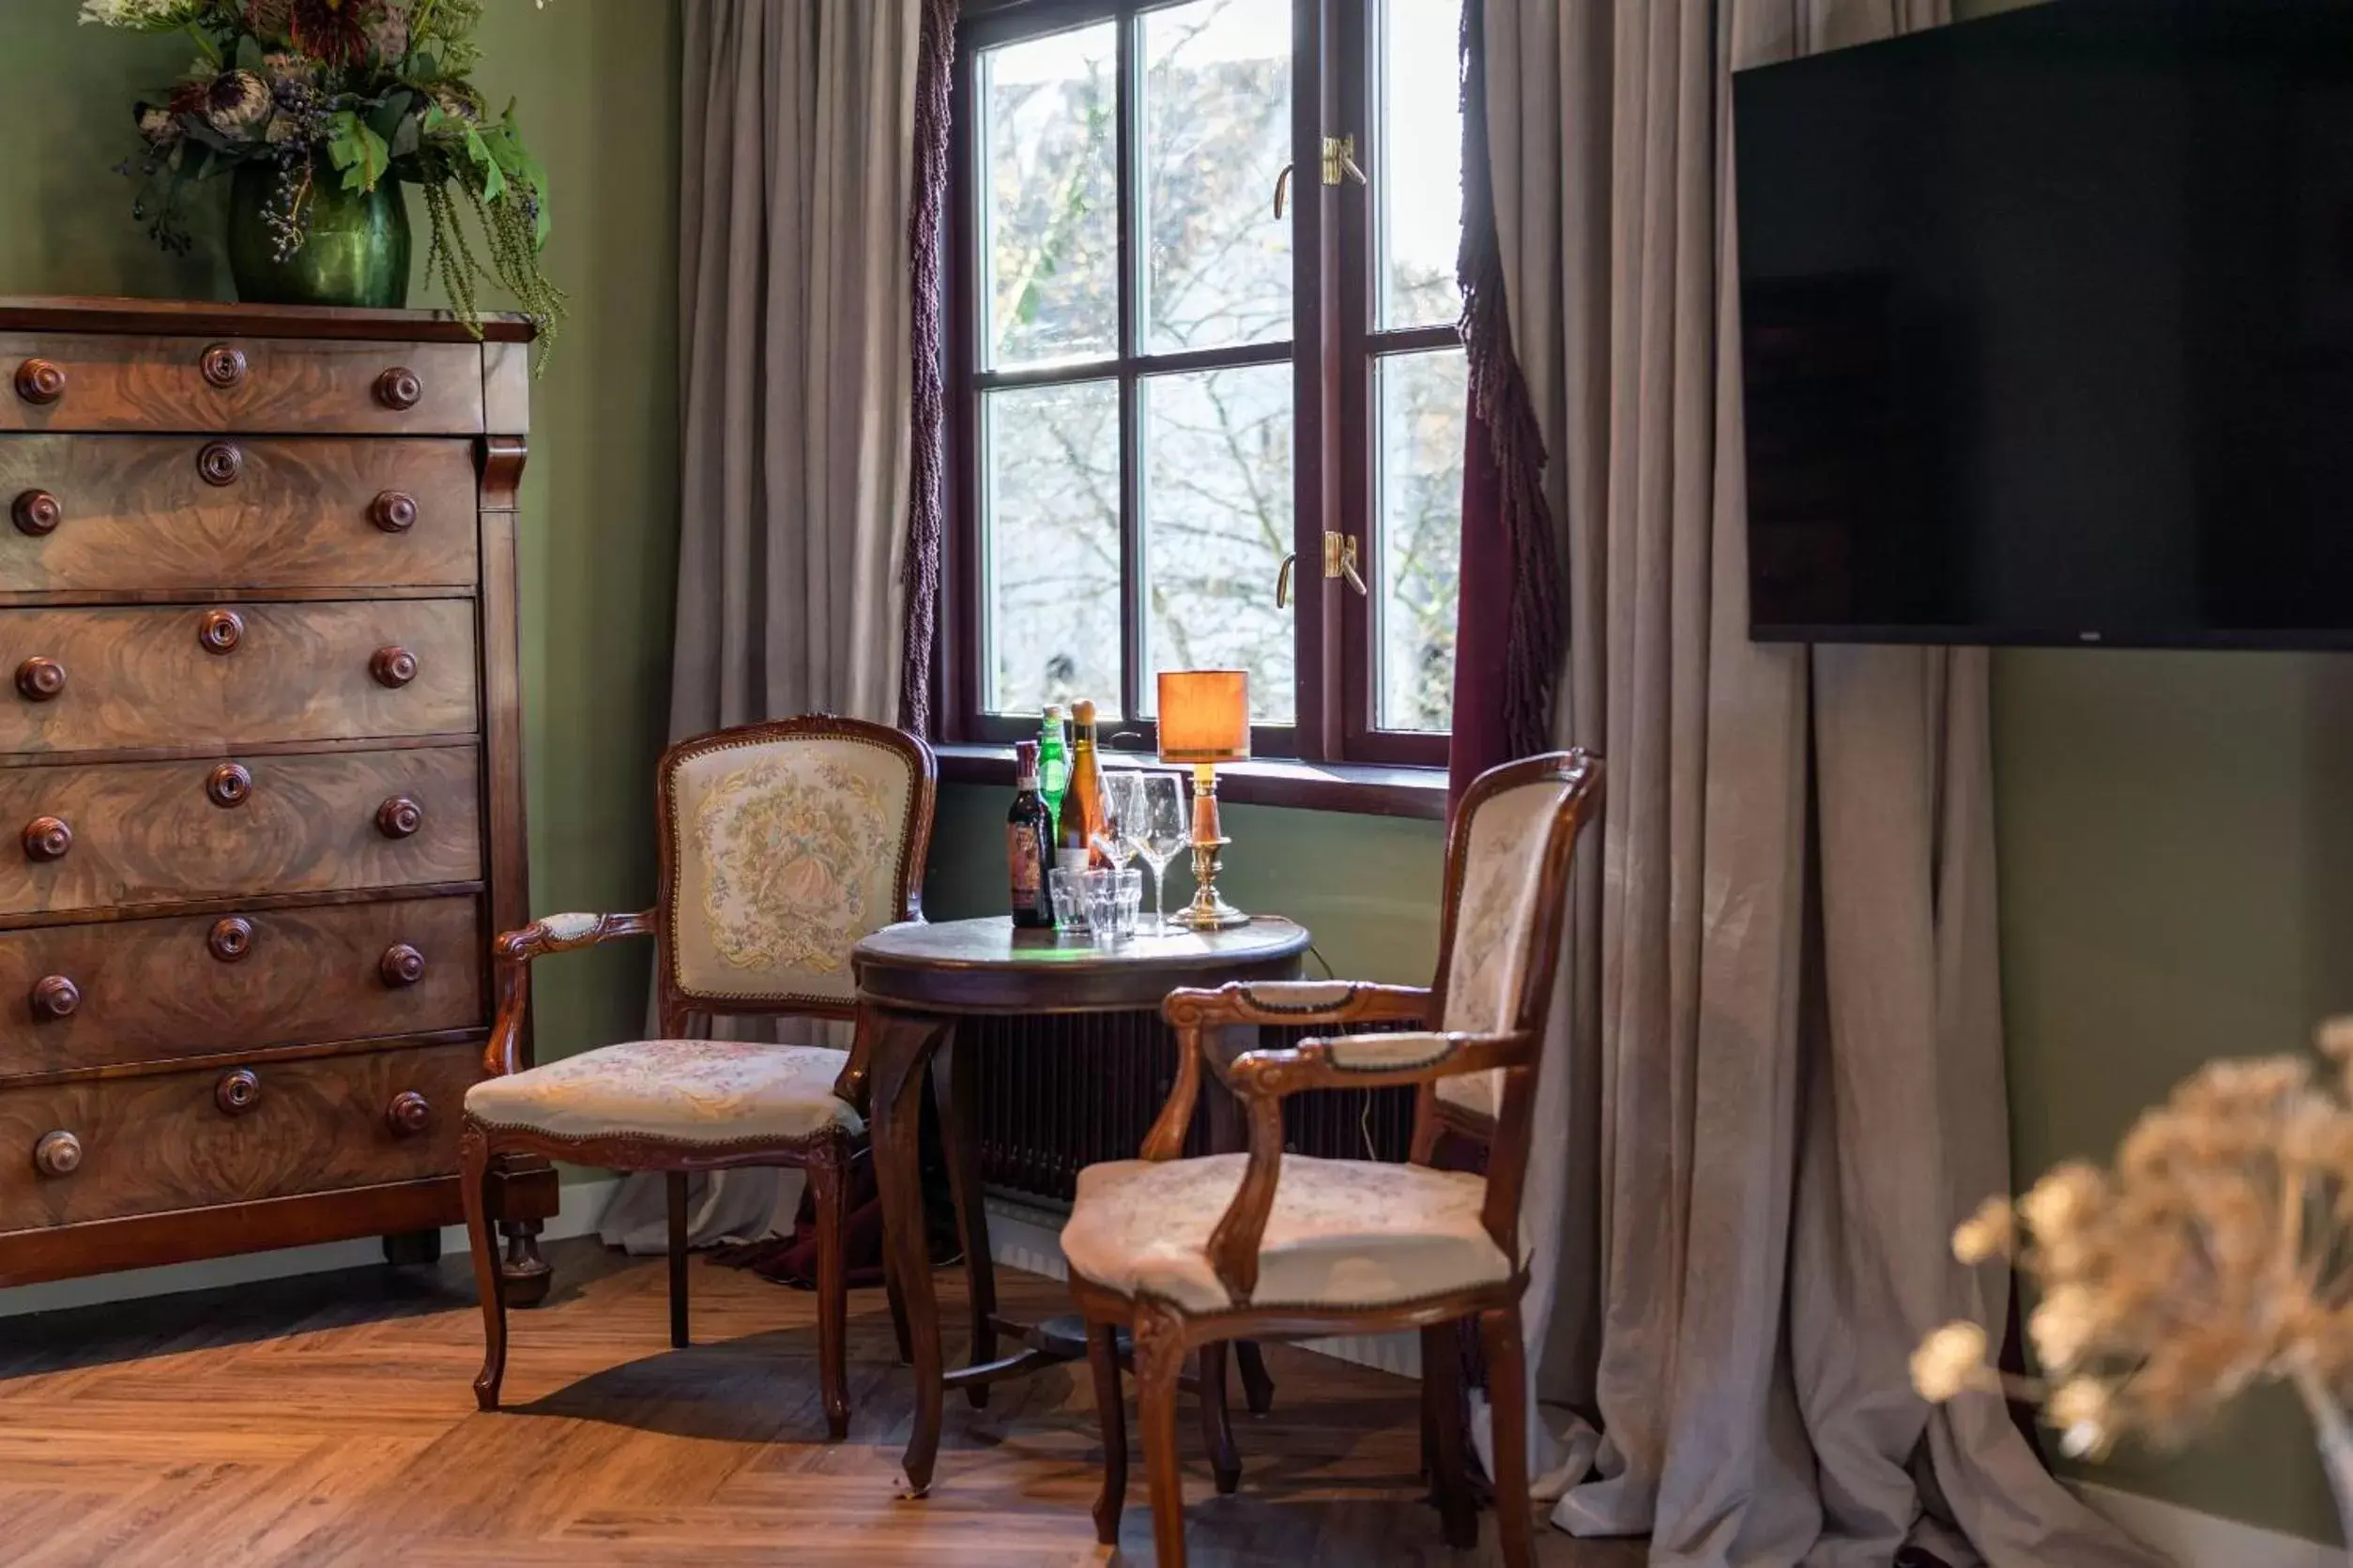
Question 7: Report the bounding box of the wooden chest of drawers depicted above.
[0,297,556,1291]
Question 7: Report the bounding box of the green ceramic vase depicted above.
[227,160,411,311]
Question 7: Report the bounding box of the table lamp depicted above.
[1157,669,1251,929]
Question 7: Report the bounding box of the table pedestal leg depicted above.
[933,1028,997,1408]
[864,1004,955,1496]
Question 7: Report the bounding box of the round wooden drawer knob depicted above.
[385,1089,433,1138]
[208,916,254,963]
[15,657,64,702]
[23,815,70,862]
[215,1069,262,1117]
[30,975,79,1021]
[199,343,247,389]
[33,1130,81,1179]
[206,762,253,808]
[376,795,422,839]
[14,359,65,406]
[11,490,59,537]
[374,366,423,411]
[196,441,244,488]
[197,608,244,654]
[379,943,426,987]
[371,646,418,689]
[370,491,418,533]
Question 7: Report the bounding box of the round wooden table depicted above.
[848,914,1312,1497]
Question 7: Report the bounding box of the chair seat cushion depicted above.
[463,1040,862,1146]
[1061,1152,1511,1313]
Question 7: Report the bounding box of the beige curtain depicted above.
[1478,3,2165,1562]
[605,0,925,1253]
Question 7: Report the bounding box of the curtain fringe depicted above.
[897,0,960,738]
[1458,0,1563,763]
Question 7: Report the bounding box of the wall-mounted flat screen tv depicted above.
[1736,0,2353,647]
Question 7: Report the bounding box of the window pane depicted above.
[1140,363,1295,724]
[1376,0,1464,330]
[980,25,1119,370]
[1375,348,1466,732]
[983,379,1123,714]
[1139,0,1293,355]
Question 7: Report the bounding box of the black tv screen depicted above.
[1735,0,2353,647]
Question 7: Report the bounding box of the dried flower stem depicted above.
[2290,1357,2353,1549]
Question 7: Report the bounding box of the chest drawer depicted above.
[0,335,482,435]
[0,744,481,918]
[0,1041,480,1233]
[0,436,478,594]
[0,895,484,1079]
[0,600,477,754]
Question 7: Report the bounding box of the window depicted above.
[948,0,1467,767]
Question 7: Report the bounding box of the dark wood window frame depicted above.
[942,0,1458,814]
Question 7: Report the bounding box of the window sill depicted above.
[932,743,1447,821]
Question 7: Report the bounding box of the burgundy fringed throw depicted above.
[897,0,958,739]
[1447,0,1562,808]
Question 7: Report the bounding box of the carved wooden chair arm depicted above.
[1161,979,1430,1031]
[483,910,656,1079]
[1226,1028,1536,1099]
[1140,981,1432,1164]
[1199,1028,1536,1304]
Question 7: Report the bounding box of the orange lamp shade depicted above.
[1156,670,1250,763]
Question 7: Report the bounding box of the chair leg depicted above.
[1087,1318,1128,1546]
[666,1170,690,1350]
[1136,1301,1191,1568]
[931,1035,997,1408]
[1197,1341,1240,1495]
[809,1150,851,1441]
[1236,1340,1276,1415]
[1479,1304,1535,1568]
[1422,1322,1477,1549]
[459,1122,507,1411]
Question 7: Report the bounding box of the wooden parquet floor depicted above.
[0,1237,1644,1568]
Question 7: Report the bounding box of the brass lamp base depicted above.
[1170,765,1249,929]
[1170,837,1249,930]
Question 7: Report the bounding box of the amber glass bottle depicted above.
[1059,698,1109,872]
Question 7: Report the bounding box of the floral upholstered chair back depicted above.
[657,718,935,1017]
[1431,756,1597,1121]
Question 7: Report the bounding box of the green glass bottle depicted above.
[1037,704,1071,834]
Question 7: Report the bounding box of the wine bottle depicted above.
[1038,704,1070,833]
[1006,739,1054,929]
[1060,698,1108,875]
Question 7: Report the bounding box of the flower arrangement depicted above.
[83,0,565,356]
[1914,1023,2353,1551]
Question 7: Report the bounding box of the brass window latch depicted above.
[1324,529,1368,595]
[1275,533,1368,608]
[1273,134,1368,219]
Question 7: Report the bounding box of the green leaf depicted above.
[325,110,390,192]
[390,116,421,162]
[185,23,222,69]
[366,90,414,145]
[407,50,440,84]
[235,34,265,74]
[463,127,505,203]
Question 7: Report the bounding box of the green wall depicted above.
[0,2,685,1088]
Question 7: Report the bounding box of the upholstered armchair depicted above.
[457,717,936,1437]
[1062,750,1601,1567]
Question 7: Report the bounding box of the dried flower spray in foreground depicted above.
[1915,1022,2353,1547]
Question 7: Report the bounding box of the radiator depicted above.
[963,1011,1417,1207]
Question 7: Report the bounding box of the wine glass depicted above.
[1135,771,1188,930]
[1092,769,1143,874]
